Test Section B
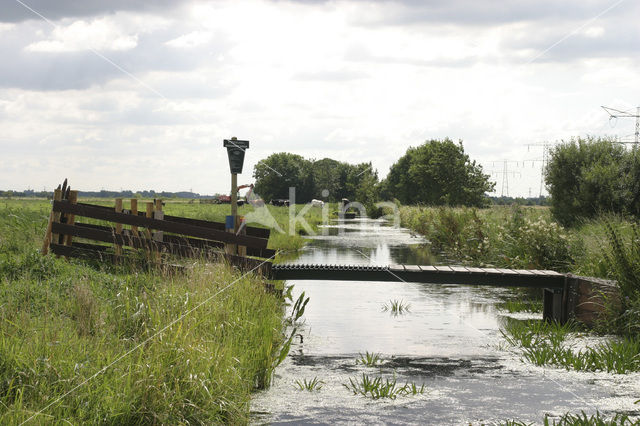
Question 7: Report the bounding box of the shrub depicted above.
[497,206,578,271]
[545,137,632,226]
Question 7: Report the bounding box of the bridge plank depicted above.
[496,268,518,275]
[403,265,421,272]
[418,265,438,272]
[530,270,548,275]
[434,266,453,272]
[450,266,470,273]
[465,267,486,273]
[389,264,405,272]
[482,268,501,274]
[513,269,536,276]
[540,270,563,276]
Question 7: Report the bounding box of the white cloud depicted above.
[25,18,139,52]
[584,26,605,38]
[166,31,214,48]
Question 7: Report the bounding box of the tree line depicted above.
[0,189,212,199]
[253,138,495,209]
[253,154,379,207]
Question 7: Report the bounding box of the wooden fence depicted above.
[42,180,274,274]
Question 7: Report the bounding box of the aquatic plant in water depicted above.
[382,299,411,315]
[343,373,424,400]
[356,351,382,367]
[501,318,640,374]
[294,377,324,391]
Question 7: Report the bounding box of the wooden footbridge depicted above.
[268,263,568,323]
[42,181,595,325]
[270,263,564,288]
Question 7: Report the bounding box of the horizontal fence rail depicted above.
[42,181,274,274]
[51,222,275,259]
[74,202,271,239]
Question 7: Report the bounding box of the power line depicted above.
[487,160,524,197]
[525,142,556,197]
[602,105,640,145]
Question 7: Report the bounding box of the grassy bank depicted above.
[0,199,316,423]
[398,204,635,276]
[398,204,640,380]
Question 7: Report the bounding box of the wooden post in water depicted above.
[543,287,565,323]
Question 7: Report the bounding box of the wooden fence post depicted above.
[237,215,247,257]
[115,199,123,258]
[153,199,164,263]
[145,202,154,259]
[130,199,138,237]
[63,190,78,248]
[42,188,62,255]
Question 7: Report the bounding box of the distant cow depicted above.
[270,199,289,207]
[311,199,324,208]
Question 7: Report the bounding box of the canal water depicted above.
[251,218,640,425]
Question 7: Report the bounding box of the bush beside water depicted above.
[399,204,579,271]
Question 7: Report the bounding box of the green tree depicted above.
[381,139,493,206]
[545,136,629,226]
[311,158,342,200]
[253,153,314,203]
[253,154,380,206]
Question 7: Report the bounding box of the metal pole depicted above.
[231,172,238,223]
[636,106,640,148]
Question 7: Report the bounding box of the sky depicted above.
[0,0,639,197]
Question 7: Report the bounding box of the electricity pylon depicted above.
[602,105,640,145]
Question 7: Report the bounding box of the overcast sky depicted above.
[1,0,639,197]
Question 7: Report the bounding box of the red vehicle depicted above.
[216,184,255,206]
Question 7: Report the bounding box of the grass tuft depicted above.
[343,373,424,400]
[497,299,543,313]
[294,377,324,391]
[382,299,411,316]
[356,351,382,367]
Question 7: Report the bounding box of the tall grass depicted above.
[596,222,640,337]
[398,205,578,271]
[0,201,291,423]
